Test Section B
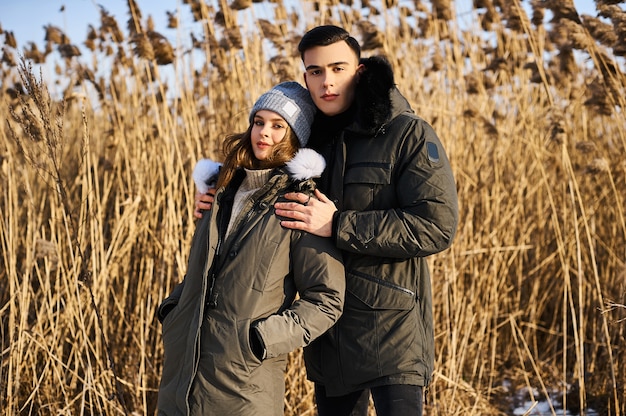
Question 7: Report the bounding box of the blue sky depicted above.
[1,1,182,48]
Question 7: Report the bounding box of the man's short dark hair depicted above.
[298,25,361,61]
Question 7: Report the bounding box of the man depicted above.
[196,25,458,416]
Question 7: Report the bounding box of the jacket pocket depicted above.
[247,239,280,293]
[344,163,391,184]
[157,299,177,323]
[343,164,391,210]
[161,303,186,346]
[238,318,263,374]
[346,270,415,310]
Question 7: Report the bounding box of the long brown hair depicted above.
[216,121,300,189]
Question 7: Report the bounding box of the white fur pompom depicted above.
[285,148,326,180]
[192,158,222,194]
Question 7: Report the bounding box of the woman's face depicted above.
[251,110,288,161]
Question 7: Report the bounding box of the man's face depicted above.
[302,41,363,116]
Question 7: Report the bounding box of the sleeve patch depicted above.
[427,141,440,163]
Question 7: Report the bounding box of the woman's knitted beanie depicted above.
[249,81,316,147]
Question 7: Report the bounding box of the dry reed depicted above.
[1,1,625,415]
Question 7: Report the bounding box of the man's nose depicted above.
[323,73,334,87]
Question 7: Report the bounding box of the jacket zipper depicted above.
[206,194,229,309]
[349,269,416,298]
[206,188,272,309]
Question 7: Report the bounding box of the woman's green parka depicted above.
[157,151,345,415]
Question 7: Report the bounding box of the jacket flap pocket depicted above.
[346,271,415,310]
[344,164,391,185]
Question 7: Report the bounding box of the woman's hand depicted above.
[194,189,216,219]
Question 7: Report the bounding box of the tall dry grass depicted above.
[1,0,625,415]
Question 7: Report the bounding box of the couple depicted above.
[157,25,459,416]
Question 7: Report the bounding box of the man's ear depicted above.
[356,63,365,82]
[303,72,309,87]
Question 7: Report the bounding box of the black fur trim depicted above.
[355,56,395,133]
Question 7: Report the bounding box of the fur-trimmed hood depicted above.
[351,55,413,135]
[192,148,325,194]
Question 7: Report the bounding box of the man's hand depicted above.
[274,189,337,237]
[194,189,215,219]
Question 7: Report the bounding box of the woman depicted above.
[156,82,345,415]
